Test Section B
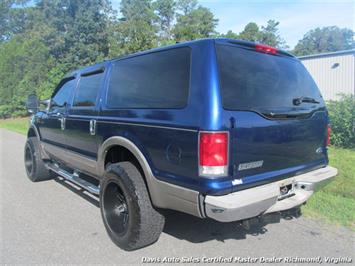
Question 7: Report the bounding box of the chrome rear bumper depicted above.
[204,166,337,222]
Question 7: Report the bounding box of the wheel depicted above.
[100,162,165,251]
[24,137,54,182]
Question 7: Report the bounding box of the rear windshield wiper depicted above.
[293,96,319,106]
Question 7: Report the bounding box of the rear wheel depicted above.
[24,137,54,182]
[100,162,165,251]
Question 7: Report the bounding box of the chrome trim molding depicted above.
[65,117,198,132]
[98,136,202,217]
[99,120,198,132]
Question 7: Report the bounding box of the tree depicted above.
[0,34,54,117]
[173,5,218,41]
[260,20,287,49]
[0,0,30,42]
[176,0,197,15]
[220,30,239,39]
[222,20,287,48]
[110,0,157,55]
[153,0,176,42]
[34,0,112,66]
[294,26,355,56]
[238,22,261,42]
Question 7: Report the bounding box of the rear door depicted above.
[215,42,329,190]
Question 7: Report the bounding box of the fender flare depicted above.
[97,136,201,217]
[97,136,154,181]
[27,124,50,160]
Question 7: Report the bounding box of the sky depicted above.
[112,0,355,49]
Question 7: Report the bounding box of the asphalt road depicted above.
[0,129,354,265]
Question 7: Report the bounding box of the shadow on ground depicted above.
[161,209,301,243]
[53,176,302,244]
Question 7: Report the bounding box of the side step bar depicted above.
[46,163,100,195]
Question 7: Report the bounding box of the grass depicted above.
[302,147,355,229]
[1,118,354,229]
[0,117,29,135]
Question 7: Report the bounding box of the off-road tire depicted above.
[100,162,165,251]
[24,137,54,182]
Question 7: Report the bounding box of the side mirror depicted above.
[26,94,39,114]
[40,99,50,110]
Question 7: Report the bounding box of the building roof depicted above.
[299,49,355,60]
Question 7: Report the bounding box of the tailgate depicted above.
[228,110,328,191]
[215,41,329,191]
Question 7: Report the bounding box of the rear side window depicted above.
[73,71,104,107]
[216,44,324,111]
[106,47,190,109]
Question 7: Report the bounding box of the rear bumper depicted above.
[204,166,337,222]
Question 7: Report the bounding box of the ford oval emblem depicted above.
[316,147,323,154]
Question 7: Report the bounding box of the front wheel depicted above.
[24,137,54,182]
[100,162,165,251]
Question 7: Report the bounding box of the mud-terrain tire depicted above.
[100,162,165,251]
[24,137,54,182]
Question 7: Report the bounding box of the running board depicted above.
[46,163,100,195]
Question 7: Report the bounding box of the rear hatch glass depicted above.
[216,43,325,117]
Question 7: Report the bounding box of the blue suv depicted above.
[25,38,337,250]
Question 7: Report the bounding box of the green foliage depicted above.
[0,0,30,41]
[0,117,28,134]
[327,95,355,148]
[260,20,288,49]
[0,34,53,118]
[34,0,112,66]
[220,20,287,49]
[303,147,355,229]
[294,26,355,56]
[238,22,261,42]
[176,0,197,15]
[37,64,69,99]
[109,0,157,55]
[1,0,354,118]
[173,5,218,41]
[153,0,176,41]
[220,30,239,39]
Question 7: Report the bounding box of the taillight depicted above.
[255,43,277,54]
[327,125,331,146]
[199,132,228,177]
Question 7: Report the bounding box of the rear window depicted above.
[216,44,324,111]
[106,47,190,109]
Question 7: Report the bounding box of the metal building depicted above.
[299,50,355,101]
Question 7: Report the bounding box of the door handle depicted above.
[59,117,66,130]
[89,119,96,135]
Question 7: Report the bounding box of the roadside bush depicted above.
[327,94,355,148]
[0,105,13,119]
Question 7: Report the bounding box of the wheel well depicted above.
[104,145,146,180]
[27,128,36,138]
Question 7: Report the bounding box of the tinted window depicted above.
[216,44,324,111]
[107,47,190,109]
[73,72,103,107]
[51,78,76,108]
